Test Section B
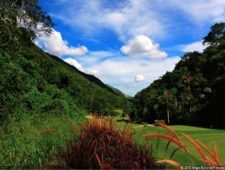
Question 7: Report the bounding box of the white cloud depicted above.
[48,0,225,43]
[77,50,116,66]
[121,35,167,58]
[64,58,84,71]
[135,75,145,82]
[64,57,101,77]
[52,0,165,40]
[167,0,225,22]
[35,0,225,96]
[83,56,180,96]
[180,41,208,52]
[37,28,88,57]
[87,69,100,77]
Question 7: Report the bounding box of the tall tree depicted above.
[0,0,54,53]
[203,23,225,46]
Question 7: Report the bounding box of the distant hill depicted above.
[106,84,127,97]
[0,44,129,122]
[47,53,125,97]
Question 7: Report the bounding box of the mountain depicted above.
[0,44,128,122]
[132,23,225,128]
[47,53,125,97]
[106,84,127,97]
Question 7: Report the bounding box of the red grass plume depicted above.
[156,159,182,170]
[154,122,180,141]
[144,122,222,168]
[58,116,162,169]
[181,133,222,167]
[144,123,187,154]
[144,133,185,149]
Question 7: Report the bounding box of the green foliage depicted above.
[0,43,128,122]
[203,23,225,46]
[0,0,53,54]
[0,0,129,123]
[0,114,85,168]
[133,22,225,128]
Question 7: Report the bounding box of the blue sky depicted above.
[37,0,225,96]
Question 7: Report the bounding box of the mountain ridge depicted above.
[0,44,129,122]
[46,52,125,97]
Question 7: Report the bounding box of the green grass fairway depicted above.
[117,122,225,166]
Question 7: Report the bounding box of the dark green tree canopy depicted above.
[0,0,54,52]
[203,23,225,46]
[132,22,225,129]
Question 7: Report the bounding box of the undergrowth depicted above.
[0,113,85,168]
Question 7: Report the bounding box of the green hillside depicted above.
[0,44,129,122]
[0,0,130,123]
[132,23,225,128]
[0,1,131,167]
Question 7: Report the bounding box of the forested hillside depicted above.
[1,45,130,121]
[132,23,225,128]
[0,0,129,122]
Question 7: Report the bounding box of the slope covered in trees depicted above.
[0,0,129,122]
[132,23,225,129]
[0,45,130,122]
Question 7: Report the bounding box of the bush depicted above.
[58,117,162,169]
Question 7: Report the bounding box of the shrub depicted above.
[58,116,162,169]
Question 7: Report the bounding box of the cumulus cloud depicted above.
[180,41,208,52]
[121,35,167,58]
[135,75,145,82]
[64,58,84,71]
[82,56,180,96]
[37,28,88,57]
[35,0,225,96]
[64,58,102,78]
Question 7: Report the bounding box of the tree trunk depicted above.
[167,109,170,124]
[166,97,170,124]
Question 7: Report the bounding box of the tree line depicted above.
[132,23,225,129]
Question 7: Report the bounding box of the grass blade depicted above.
[170,146,183,159]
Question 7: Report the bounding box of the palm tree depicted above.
[164,90,173,124]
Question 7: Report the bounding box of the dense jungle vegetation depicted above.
[132,23,225,128]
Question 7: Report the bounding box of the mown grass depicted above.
[117,122,225,166]
[0,113,87,168]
